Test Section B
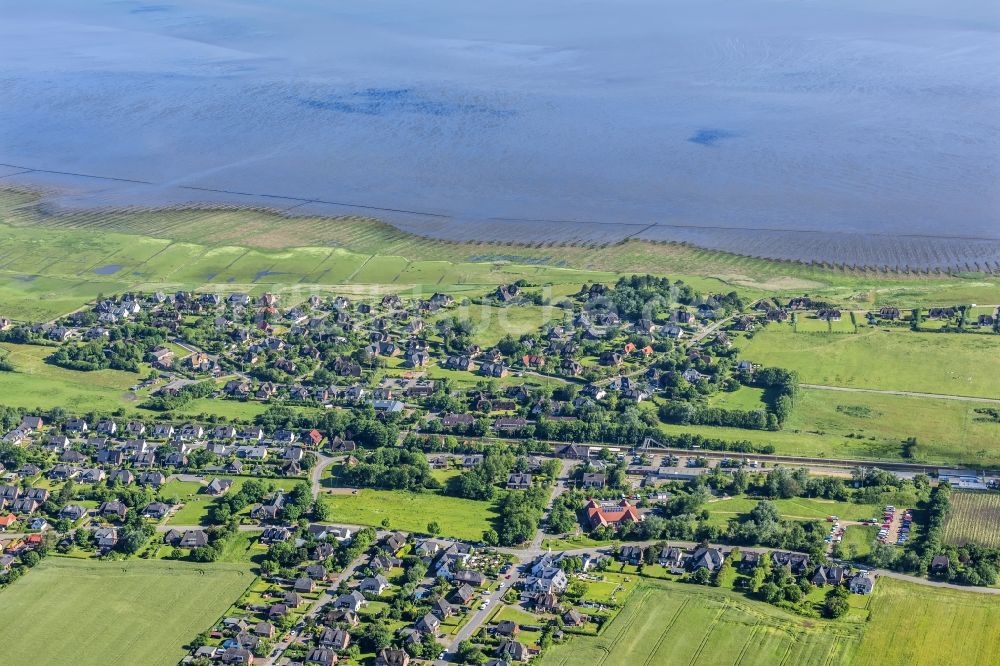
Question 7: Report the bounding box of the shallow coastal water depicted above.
[1,0,998,268]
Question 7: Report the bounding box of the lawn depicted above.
[705,496,880,527]
[854,578,1000,666]
[542,579,861,666]
[739,326,1000,399]
[707,386,766,410]
[840,525,878,559]
[319,488,498,541]
[942,492,1000,548]
[0,557,253,666]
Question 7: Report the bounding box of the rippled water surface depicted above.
[1,0,998,267]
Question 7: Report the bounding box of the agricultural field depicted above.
[541,579,862,666]
[739,326,1000,399]
[942,492,1000,548]
[0,558,253,666]
[318,488,498,541]
[704,496,880,527]
[854,578,1000,666]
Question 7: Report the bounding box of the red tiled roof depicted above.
[585,499,641,529]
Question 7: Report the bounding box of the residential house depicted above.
[334,591,366,612]
[99,500,128,521]
[360,574,390,596]
[305,648,337,666]
[496,638,529,662]
[375,648,410,666]
[506,473,532,490]
[318,627,351,651]
[585,499,642,528]
[206,477,234,496]
[771,551,810,575]
[849,572,876,594]
[688,547,724,572]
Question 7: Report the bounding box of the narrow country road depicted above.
[262,550,370,666]
[310,453,336,499]
[154,523,262,533]
[800,383,1000,405]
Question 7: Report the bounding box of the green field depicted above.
[739,326,1000,399]
[705,496,879,527]
[0,557,253,666]
[0,342,140,412]
[164,476,303,526]
[542,579,862,666]
[3,189,1000,320]
[854,579,1000,666]
[708,386,767,410]
[841,525,879,558]
[655,377,1000,467]
[319,488,498,541]
[0,343,291,420]
[784,389,1000,465]
[942,492,1000,548]
[430,304,566,347]
[544,576,1000,666]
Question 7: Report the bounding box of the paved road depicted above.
[263,550,369,666]
[528,460,575,552]
[439,559,525,662]
[801,383,1000,405]
[154,523,262,533]
[310,453,336,499]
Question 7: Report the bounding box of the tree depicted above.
[482,529,499,546]
[312,500,332,522]
[823,587,850,618]
[362,620,392,651]
[689,567,711,585]
[457,640,487,665]
[427,521,441,535]
[760,582,782,603]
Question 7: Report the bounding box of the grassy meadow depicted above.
[656,384,1000,466]
[841,524,879,558]
[0,558,253,666]
[541,579,863,666]
[704,496,880,527]
[739,326,1000,399]
[318,488,497,541]
[163,476,304,526]
[0,342,140,412]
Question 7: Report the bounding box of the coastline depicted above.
[2,177,999,275]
